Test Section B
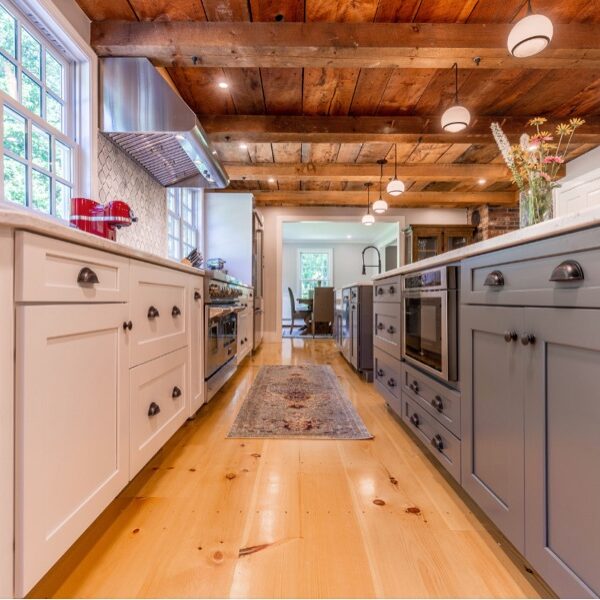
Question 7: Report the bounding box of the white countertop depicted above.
[0,205,205,277]
[373,204,600,280]
[338,281,373,289]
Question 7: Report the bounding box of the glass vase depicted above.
[519,186,554,228]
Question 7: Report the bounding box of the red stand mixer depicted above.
[70,198,137,241]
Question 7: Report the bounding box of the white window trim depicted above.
[167,188,203,260]
[296,247,333,297]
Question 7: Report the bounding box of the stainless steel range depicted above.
[204,272,244,401]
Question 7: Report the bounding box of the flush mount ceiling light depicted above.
[217,81,229,89]
[268,177,275,183]
[441,63,471,133]
[508,0,553,58]
[372,159,389,214]
[239,142,248,150]
[362,182,375,226]
[478,178,487,185]
[386,144,405,196]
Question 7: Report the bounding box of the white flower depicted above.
[520,133,530,151]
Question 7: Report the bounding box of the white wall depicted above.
[555,146,600,217]
[263,205,468,341]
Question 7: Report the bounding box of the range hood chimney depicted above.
[100,57,229,189]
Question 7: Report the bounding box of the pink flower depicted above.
[543,156,564,164]
[531,134,553,143]
[540,172,553,182]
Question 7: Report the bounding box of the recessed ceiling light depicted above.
[239,143,248,150]
[268,177,275,183]
[217,81,229,89]
[478,178,487,185]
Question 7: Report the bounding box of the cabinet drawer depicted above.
[374,348,403,417]
[130,260,189,367]
[462,227,600,307]
[15,231,129,303]
[402,362,461,438]
[374,301,402,359]
[130,347,188,477]
[403,394,461,483]
[374,277,401,303]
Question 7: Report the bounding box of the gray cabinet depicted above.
[525,308,600,598]
[460,304,526,552]
[340,285,373,379]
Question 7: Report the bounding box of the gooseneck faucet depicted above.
[362,245,382,275]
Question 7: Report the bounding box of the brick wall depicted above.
[468,204,519,242]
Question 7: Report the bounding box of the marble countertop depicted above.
[337,281,373,289]
[0,205,205,277]
[374,204,600,280]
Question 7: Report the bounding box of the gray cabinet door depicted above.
[460,304,526,552]
[525,308,600,598]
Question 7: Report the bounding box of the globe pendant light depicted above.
[508,0,553,58]
[441,63,470,133]
[372,159,389,214]
[386,143,405,196]
[362,182,375,226]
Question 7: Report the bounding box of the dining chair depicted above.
[288,287,311,334]
[311,287,334,337]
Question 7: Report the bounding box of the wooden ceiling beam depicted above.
[204,115,600,144]
[92,21,600,69]
[245,191,516,207]
[225,162,514,182]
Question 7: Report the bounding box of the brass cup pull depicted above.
[550,260,584,282]
[377,368,384,377]
[431,434,444,452]
[410,413,420,427]
[484,270,504,287]
[172,305,182,317]
[172,386,182,398]
[377,322,384,330]
[387,378,396,388]
[431,396,444,413]
[389,286,396,294]
[194,291,201,301]
[409,381,420,394]
[377,288,384,295]
[387,326,395,334]
[148,402,161,417]
[77,266,99,285]
[147,306,160,319]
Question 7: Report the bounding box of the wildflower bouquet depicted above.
[491,117,585,226]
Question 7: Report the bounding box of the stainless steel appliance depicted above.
[204,272,243,401]
[253,210,265,350]
[402,266,459,384]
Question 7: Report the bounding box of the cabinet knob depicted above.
[409,381,420,394]
[377,322,384,330]
[387,326,395,334]
[241,339,244,345]
[431,395,444,413]
[521,333,536,346]
[549,260,584,282]
[172,386,182,398]
[147,306,160,319]
[484,270,505,287]
[410,413,420,427]
[387,378,396,388]
[245,337,248,342]
[148,402,161,417]
[77,266,99,285]
[377,368,384,377]
[122,320,133,331]
[194,291,201,301]
[389,286,396,294]
[172,305,182,317]
[377,288,384,295]
[504,330,517,342]
[431,434,444,452]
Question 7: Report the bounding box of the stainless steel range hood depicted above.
[100,57,229,189]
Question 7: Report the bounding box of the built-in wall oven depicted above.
[402,266,459,384]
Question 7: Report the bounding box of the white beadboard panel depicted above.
[556,147,600,217]
[97,134,167,257]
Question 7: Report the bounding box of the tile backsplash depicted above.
[97,133,167,257]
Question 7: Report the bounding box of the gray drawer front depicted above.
[462,227,600,307]
[373,301,402,359]
[402,363,461,438]
[375,380,402,418]
[403,394,461,483]
[374,347,402,401]
[374,277,401,303]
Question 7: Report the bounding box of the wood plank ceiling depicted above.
[77,0,600,207]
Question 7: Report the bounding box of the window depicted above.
[167,188,202,260]
[297,248,333,299]
[0,0,75,219]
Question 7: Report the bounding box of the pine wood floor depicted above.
[30,340,552,598]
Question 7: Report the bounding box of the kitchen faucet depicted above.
[361,245,382,275]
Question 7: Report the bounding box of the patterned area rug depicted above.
[228,365,373,440]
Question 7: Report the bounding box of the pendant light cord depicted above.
[452,62,459,104]
[379,161,383,197]
[526,0,533,15]
[394,144,398,179]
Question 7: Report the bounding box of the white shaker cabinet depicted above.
[189,284,205,416]
[15,303,130,596]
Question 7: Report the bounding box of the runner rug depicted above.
[227,365,373,440]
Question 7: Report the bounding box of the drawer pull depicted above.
[172,305,182,317]
[122,320,133,331]
[377,368,384,377]
[194,291,201,301]
[431,395,444,413]
[410,413,420,427]
[387,378,396,388]
[431,434,444,452]
[241,339,244,345]
[245,337,248,342]
[549,260,584,282]
[377,288,384,295]
[172,386,182,398]
[521,333,536,346]
[389,286,396,294]
[387,326,395,334]
[77,266,99,285]
[147,306,160,319]
[148,402,161,417]
[409,381,420,394]
[504,330,517,342]
[484,270,504,287]
[377,322,384,330]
